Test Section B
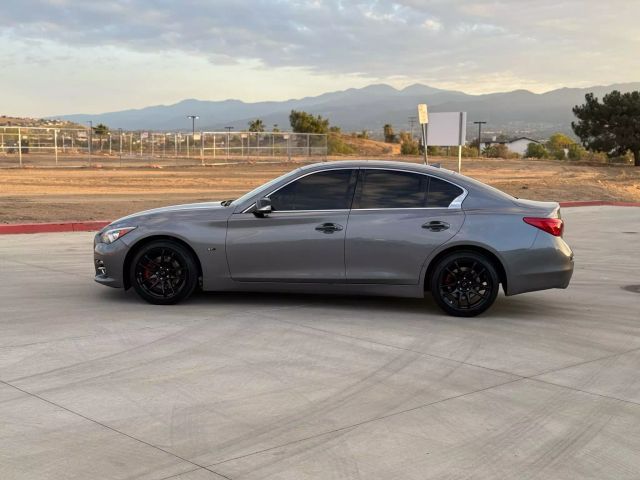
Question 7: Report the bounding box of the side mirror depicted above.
[254,197,272,217]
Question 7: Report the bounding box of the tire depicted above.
[129,240,198,305]
[430,251,500,317]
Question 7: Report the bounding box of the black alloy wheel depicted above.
[130,240,198,305]
[430,251,499,317]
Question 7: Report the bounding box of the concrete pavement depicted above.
[0,206,639,479]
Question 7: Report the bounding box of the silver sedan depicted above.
[94,160,574,316]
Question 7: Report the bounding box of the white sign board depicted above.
[417,104,429,124]
[425,112,467,146]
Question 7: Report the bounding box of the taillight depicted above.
[523,217,564,237]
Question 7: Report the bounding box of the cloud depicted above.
[1,0,639,95]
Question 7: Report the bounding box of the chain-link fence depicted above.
[0,127,328,167]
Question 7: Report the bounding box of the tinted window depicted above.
[356,170,428,209]
[427,177,464,208]
[269,169,355,211]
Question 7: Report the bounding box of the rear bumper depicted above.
[504,232,574,296]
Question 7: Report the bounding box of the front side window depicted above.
[268,169,356,211]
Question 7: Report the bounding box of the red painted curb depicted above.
[560,201,640,208]
[0,221,110,235]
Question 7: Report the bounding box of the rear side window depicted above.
[268,169,356,211]
[355,170,428,209]
[353,169,463,209]
[427,177,464,208]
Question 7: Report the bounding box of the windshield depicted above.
[230,169,300,207]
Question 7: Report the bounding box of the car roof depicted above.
[300,160,462,183]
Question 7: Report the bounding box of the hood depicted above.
[108,201,226,226]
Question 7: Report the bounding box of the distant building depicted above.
[481,137,542,156]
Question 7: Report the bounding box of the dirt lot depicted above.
[1,157,639,223]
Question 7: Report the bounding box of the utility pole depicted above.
[408,116,417,140]
[474,121,487,157]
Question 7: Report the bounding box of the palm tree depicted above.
[93,124,109,152]
[248,119,265,132]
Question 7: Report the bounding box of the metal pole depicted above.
[421,123,428,165]
[54,129,58,165]
[129,133,133,156]
[474,121,486,158]
[187,135,190,157]
[118,128,123,167]
[18,127,22,167]
[174,134,178,157]
[200,131,204,165]
[325,134,328,161]
[459,112,465,173]
[87,121,92,167]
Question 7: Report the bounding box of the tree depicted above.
[546,133,574,159]
[383,124,396,143]
[93,123,109,136]
[525,142,548,158]
[93,124,109,152]
[289,110,329,134]
[572,90,640,166]
[248,119,265,132]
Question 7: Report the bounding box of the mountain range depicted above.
[54,82,640,140]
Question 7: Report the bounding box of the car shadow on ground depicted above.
[96,284,556,321]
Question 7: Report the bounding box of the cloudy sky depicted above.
[1,0,638,116]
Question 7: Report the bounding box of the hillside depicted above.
[52,82,640,139]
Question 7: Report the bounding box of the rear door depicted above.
[345,169,466,284]
[226,168,357,282]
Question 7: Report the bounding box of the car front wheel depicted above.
[430,251,499,317]
[130,240,198,305]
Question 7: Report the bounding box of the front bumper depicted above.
[94,233,129,288]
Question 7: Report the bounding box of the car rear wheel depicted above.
[430,251,499,317]
[130,240,198,305]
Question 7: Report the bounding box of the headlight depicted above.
[100,226,136,244]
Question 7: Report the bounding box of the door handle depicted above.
[422,220,450,232]
[315,222,343,234]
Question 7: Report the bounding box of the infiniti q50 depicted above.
[94,161,574,316]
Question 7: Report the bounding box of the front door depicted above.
[345,169,466,284]
[226,168,357,282]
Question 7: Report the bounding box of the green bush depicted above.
[525,142,548,158]
[461,146,479,157]
[327,133,356,155]
[400,140,419,155]
[567,143,587,160]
